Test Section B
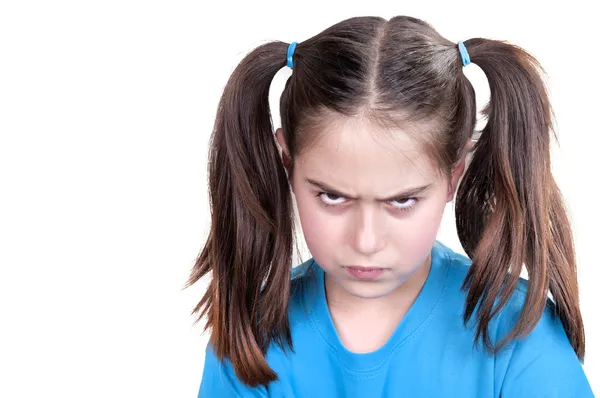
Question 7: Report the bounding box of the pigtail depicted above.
[455,39,585,359]
[186,41,295,386]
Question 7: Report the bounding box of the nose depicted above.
[352,206,386,256]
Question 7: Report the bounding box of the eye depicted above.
[318,192,347,206]
[390,197,419,211]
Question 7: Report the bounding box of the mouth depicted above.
[343,266,387,280]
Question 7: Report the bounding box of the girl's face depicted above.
[277,115,464,300]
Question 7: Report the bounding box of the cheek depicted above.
[295,192,335,255]
[378,195,447,268]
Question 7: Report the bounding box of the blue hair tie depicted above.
[287,41,298,69]
[458,41,470,66]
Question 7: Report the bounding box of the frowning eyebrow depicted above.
[305,178,433,201]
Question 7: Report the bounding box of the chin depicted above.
[339,278,402,299]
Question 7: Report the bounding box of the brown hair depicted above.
[185,15,585,386]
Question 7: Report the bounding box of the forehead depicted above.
[296,115,441,192]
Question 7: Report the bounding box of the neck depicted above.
[324,253,432,353]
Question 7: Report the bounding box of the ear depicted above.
[446,139,473,202]
[275,128,292,177]
[446,157,466,202]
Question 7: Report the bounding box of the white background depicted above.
[0,1,598,396]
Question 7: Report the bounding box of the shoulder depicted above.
[199,343,268,397]
[433,242,592,394]
[432,240,554,327]
[198,260,319,397]
[432,241,578,355]
[495,286,592,395]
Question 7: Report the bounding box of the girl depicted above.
[188,15,594,397]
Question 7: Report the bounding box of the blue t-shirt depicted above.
[198,241,594,397]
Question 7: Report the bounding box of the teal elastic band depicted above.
[458,41,470,66]
[287,41,298,69]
